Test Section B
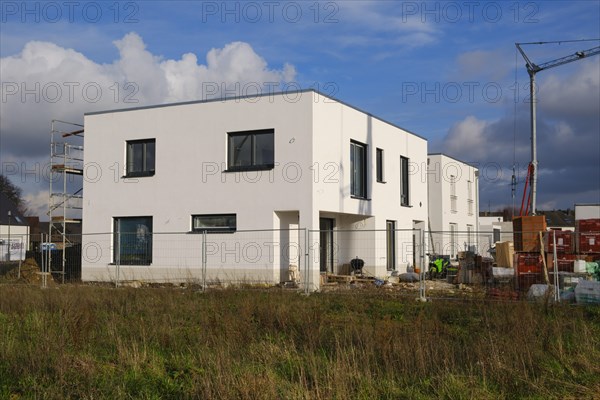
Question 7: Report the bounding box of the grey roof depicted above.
[0,192,28,226]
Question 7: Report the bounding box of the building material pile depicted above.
[513,216,600,299]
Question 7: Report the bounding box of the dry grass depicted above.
[0,285,599,399]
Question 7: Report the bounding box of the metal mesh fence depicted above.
[1,228,598,303]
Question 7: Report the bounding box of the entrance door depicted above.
[319,218,334,273]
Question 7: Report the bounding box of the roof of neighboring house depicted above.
[0,192,28,226]
[538,210,576,228]
[84,89,427,141]
[427,153,479,170]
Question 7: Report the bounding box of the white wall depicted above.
[0,225,29,260]
[312,96,428,275]
[81,90,430,284]
[575,204,600,220]
[427,154,479,257]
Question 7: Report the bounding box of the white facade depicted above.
[81,90,428,288]
[478,216,513,246]
[427,154,479,258]
[0,225,29,261]
[575,204,600,220]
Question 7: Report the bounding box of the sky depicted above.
[1,0,599,219]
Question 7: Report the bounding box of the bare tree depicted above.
[0,174,27,215]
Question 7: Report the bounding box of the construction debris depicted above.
[0,258,56,285]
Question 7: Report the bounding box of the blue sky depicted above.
[1,1,599,217]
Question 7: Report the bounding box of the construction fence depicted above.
[2,228,598,302]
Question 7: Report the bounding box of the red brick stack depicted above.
[545,229,576,273]
[513,216,547,291]
[512,216,600,293]
[577,219,600,254]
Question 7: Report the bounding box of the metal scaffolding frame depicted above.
[47,119,84,283]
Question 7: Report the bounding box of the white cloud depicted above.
[0,32,297,159]
[438,58,600,210]
[23,189,49,219]
[1,32,297,218]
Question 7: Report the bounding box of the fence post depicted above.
[202,230,207,292]
[115,231,120,288]
[41,233,46,289]
[419,228,427,301]
[304,229,310,295]
[553,230,560,302]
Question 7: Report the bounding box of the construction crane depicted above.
[515,40,600,216]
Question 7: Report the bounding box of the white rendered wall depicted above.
[427,154,479,257]
[82,93,315,283]
[312,95,428,275]
[81,90,430,284]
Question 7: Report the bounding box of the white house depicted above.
[479,215,513,245]
[0,192,29,261]
[81,90,428,289]
[427,153,479,258]
[575,204,600,221]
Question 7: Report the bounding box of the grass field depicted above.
[0,285,599,399]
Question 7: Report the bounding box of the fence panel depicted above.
[2,226,597,303]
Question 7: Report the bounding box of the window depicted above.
[376,148,385,183]
[449,223,457,258]
[114,217,152,265]
[126,139,155,177]
[192,214,237,233]
[400,156,409,206]
[386,220,396,271]
[467,224,473,249]
[493,228,501,243]
[450,175,457,213]
[351,141,367,198]
[467,180,474,216]
[227,129,274,171]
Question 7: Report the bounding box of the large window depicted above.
[192,214,237,233]
[351,141,367,198]
[376,148,385,183]
[400,156,410,206]
[227,129,274,171]
[126,139,155,177]
[113,216,152,265]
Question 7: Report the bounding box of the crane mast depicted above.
[515,41,600,216]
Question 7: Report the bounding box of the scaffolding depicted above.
[48,119,84,283]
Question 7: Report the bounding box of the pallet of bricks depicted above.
[545,228,577,289]
[513,216,600,297]
[577,218,600,255]
[574,218,600,303]
[513,216,547,293]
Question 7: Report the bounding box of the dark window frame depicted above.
[351,140,368,199]
[126,139,155,178]
[113,216,153,265]
[386,220,396,271]
[376,148,385,183]
[400,156,410,206]
[191,214,237,233]
[227,129,274,172]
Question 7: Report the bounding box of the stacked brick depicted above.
[512,216,546,292]
[577,219,600,254]
[513,216,600,293]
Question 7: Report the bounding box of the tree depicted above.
[0,174,27,215]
